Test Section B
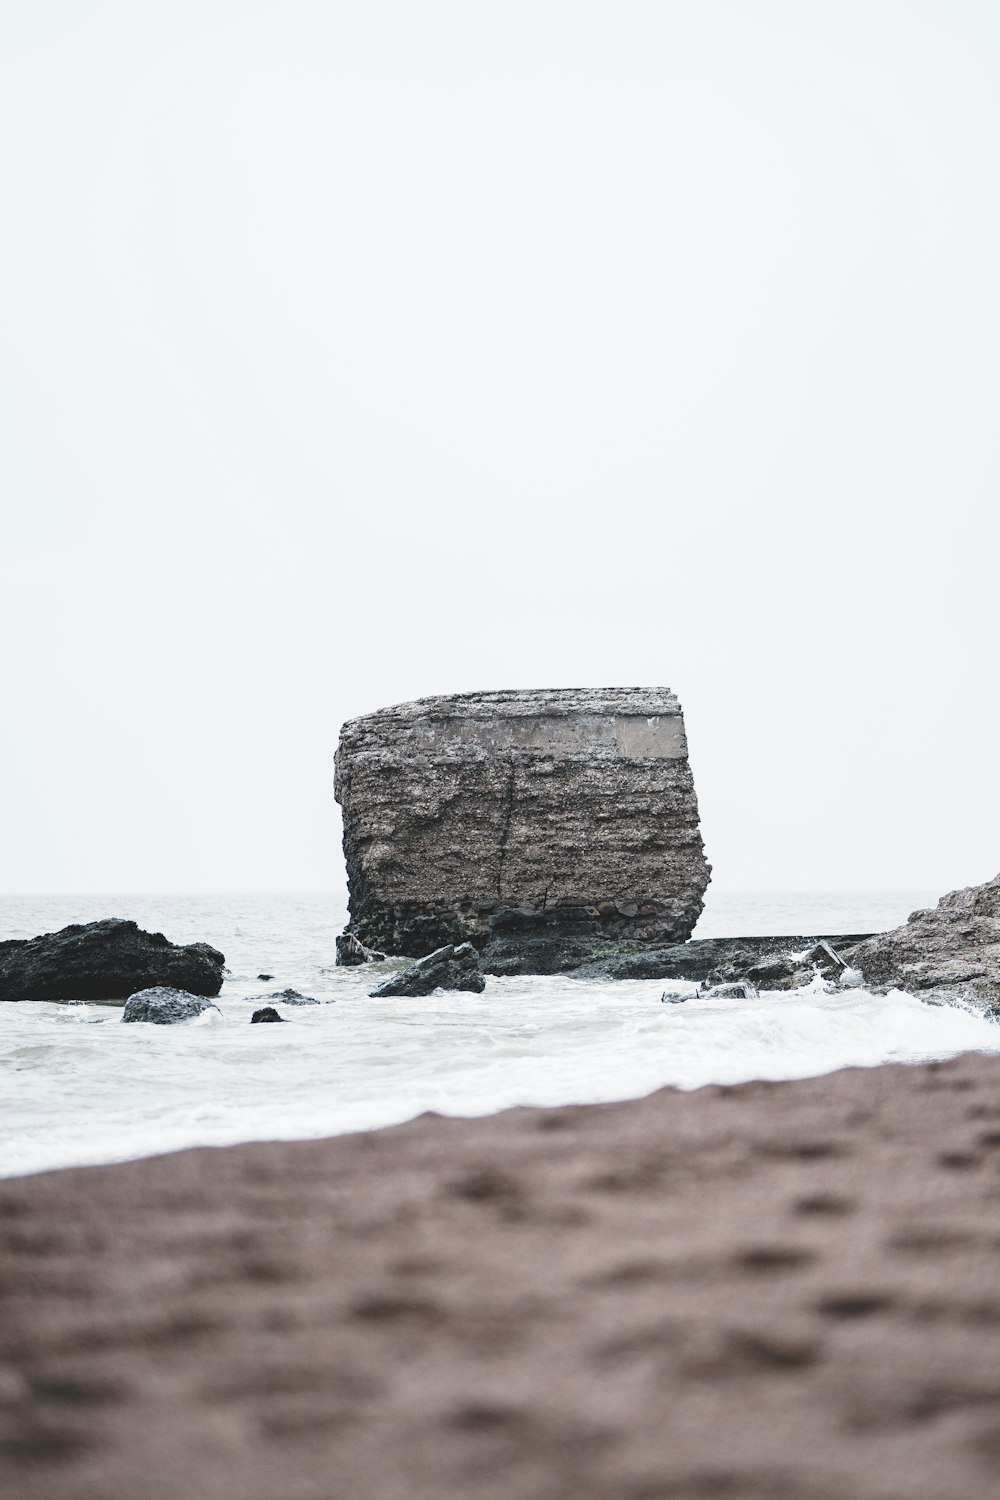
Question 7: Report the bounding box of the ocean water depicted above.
[1,889,997,1180]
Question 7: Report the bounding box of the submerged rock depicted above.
[0,919,225,1002]
[334,687,711,964]
[704,980,759,1000]
[369,944,485,998]
[249,988,321,1006]
[250,1007,284,1024]
[845,876,1000,1009]
[121,987,221,1024]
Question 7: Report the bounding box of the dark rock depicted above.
[705,937,870,992]
[845,876,1000,1008]
[492,932,878,983]
[257,973,273,981]
[744,955,799,983]
[483,934,604,977]
[743,956,812,991]
[694,941,809,988]
[482,908,605,976]
[335,933,388,967]
[248,988,321,1006]
[0,919,225,1002]
[705,981,759,1000]
[369,944,485,998]
[250,1007,284,1024]
[334,687,711,960]
[806,941,851,982]
[490,906,598,937]
[569,946,702,981]
[677,941,765,984]
[121,987,221,1024]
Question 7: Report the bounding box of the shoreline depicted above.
[3,1050,1000,1498]
[3,978,996,1182]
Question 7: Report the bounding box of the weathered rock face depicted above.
[335,687,711,959]
[0,919,225,1002]
[846,873,1000,1008]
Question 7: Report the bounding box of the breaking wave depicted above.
[1,891,994,1179]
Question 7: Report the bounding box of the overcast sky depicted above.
[1,0,998,895]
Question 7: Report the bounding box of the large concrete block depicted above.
[334,687,711,958]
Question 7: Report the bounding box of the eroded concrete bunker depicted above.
[334,687,711,958]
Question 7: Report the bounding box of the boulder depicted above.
[251,1007,284,1024]
[369,944,485,998]
[845,875,1000,1008]
[248,988,321,1006]
[334,687,711,961]
[335,933,387,967]
[805,941,851,982]
[121,987,221,1024]
[0,919,225,1002]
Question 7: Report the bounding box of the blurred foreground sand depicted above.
[3,1052,1000,1499]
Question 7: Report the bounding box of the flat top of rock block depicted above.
[338,687,688,765]
[343,686,681,726]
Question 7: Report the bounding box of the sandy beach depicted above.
[3,1050,999,1499]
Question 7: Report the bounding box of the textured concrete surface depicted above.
[334,687,710,956]
[3,1053,1000,1499]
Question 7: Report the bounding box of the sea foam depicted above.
[1,889,993,1179]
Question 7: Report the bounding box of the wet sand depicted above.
[2,1052,1000,1500]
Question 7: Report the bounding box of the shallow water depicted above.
[2,889,996,1179]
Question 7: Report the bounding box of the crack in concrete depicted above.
[495,754,516,903]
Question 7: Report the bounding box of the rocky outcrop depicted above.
[121,987,220,1024]
[335,687,710,961]
[484,929,873,984]
[250,1007,284,1024]
[846,873,1000,1009]
[369,944,486,998]
[0,919,225,1002]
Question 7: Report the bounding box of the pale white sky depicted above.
[1,0,998,894]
